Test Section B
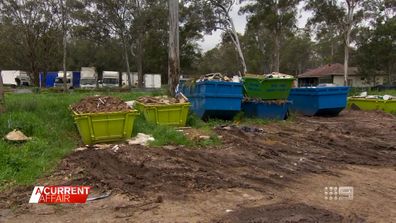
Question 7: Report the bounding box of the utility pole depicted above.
[168,0,180,96]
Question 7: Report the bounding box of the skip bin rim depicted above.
[71,109,140,145]
[134,101,191,126]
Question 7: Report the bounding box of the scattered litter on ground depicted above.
[75,147,88,152]
[127,133,155,146]
[4,129,31,142]
[87,191,112,202]
[71,96,130,114]
[93,144,112,150]
[111,145,120,153]
[163,145,177,150]
[199,135,211,140]
[351,93,395,100]
[137,95,187,105]
[221,125,264,133]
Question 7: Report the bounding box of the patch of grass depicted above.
[133,115,192,147]
[368,90,396,96]
[0,90,161,190]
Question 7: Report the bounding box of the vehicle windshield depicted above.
[103,78,118,84]
[80,79,96,85]
[55,78,70,84]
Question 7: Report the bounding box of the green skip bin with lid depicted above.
[135,102,190,126]
[243,76,294,100]
[72,110,139,145]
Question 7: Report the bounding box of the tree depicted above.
[241,0,301,72]
[356,17,396,84]
[205,0,247,74]
[0,0,63,86]
[305,0,367,86]
[168,0,179,96]
[84,0,139,89]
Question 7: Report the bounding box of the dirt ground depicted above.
[1,110,395,223]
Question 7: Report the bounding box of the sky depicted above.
[198,2,312,52]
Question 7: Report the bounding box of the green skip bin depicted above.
[135,102,190,126]
[243,76,295,100]
[72,110,140,145]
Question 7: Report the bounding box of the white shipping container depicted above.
[144,74,161,88]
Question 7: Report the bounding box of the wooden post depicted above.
[168,0,180,96]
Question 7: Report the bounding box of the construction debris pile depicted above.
[197,73,231,82]
[137,94,188,105]
[71,96,130,114]
[246,72,294,79]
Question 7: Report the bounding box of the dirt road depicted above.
[1,110,395,222]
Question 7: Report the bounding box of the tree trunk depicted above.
[344,0,355,87]
[137,33,144,88]
[168,0,180,96]
[61,0,68,91]
[344,40,349,86]
[228,18,247,75]
[123,38,132,89]
[273,34,280,72]
[0,69,5,113]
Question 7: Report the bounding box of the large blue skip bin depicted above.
[181,81,243,119]
[242,101,290,120]
[288,87,350,116]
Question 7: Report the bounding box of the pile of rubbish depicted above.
[352,92,395,100]
[137,94,188,105]
[246,72,294,79]
[71,96,130,114]
[197,73,232,82]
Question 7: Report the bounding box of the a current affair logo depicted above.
[29,186,91,204]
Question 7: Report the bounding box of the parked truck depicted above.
[101,71,119,88]
[1,70,31,87]
[54,71,81,89]
[121,72,138,87]
[80,67,97,89]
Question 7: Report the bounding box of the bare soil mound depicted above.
[217,203,364,223]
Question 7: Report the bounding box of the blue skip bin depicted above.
[288,87,350,116]
[181,81,243,120]
[242,100,290,120]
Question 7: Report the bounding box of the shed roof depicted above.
[299,63,358,78]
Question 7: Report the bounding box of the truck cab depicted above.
[80,67,97,89]
[54,71,73,89]
[102,71,119,88]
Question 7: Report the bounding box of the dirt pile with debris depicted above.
[198,73,231,82]
[137,95,187,105]
[31,110,396,198]
[1,110,395,222]
[217,203,361,223]
[71,96,130,114]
